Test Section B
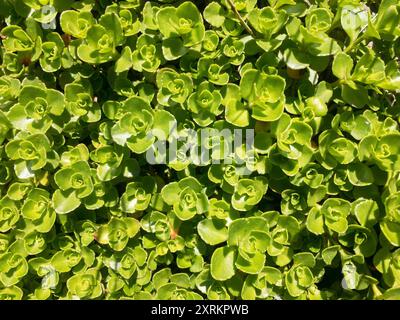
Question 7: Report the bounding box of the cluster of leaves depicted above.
[0,0,400,300]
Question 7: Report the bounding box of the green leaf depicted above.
[52,189,81,214]
[224,84,249,127]
[115,46,132,73]
[204,2,225,27]
[341,5,368,43]
[235,249,265,274]
[332,52,353,80]
[352,198,380,228]
[306,207,324,235]
[60,10,95,38]
[210,246,236,281]
[322,246,340,265]
[197,218,228,245]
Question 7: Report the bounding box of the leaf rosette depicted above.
[131,35,164,73]
[285,254,316,298]
[96,217,140,251]
[187,81,223,126]
[40,33,65,73]
[380,192,400,246]
[198,58,230,86]
[0,197,20,232]
[359,133,400,171]
[318,130,358,169]
[161,177,208,221]
[231,177,268,211]
[307,198,351,234]
[67,268,102,299]
[22,188,55,233]
[60,10,95,39]
[110,97,156,153]
[156,68,193,106]
[77,13,124,64]
[8,83,64,133]
[53,161,94,214]
[5,133,51,178]
[157,2,205,47]
[338,225,377,257]
[0,253,28,287]
[240,69,286,122]
[120,176,157,213]
[65,81,100,123]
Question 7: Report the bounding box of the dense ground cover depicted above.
[0,0,400,300]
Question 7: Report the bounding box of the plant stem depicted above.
[226,0,255,37]
[330,79,343,87]
[344,34,367,53]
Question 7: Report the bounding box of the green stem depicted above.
[344,34,367,54]
[226,0,255,37]
[330,79,345,88]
